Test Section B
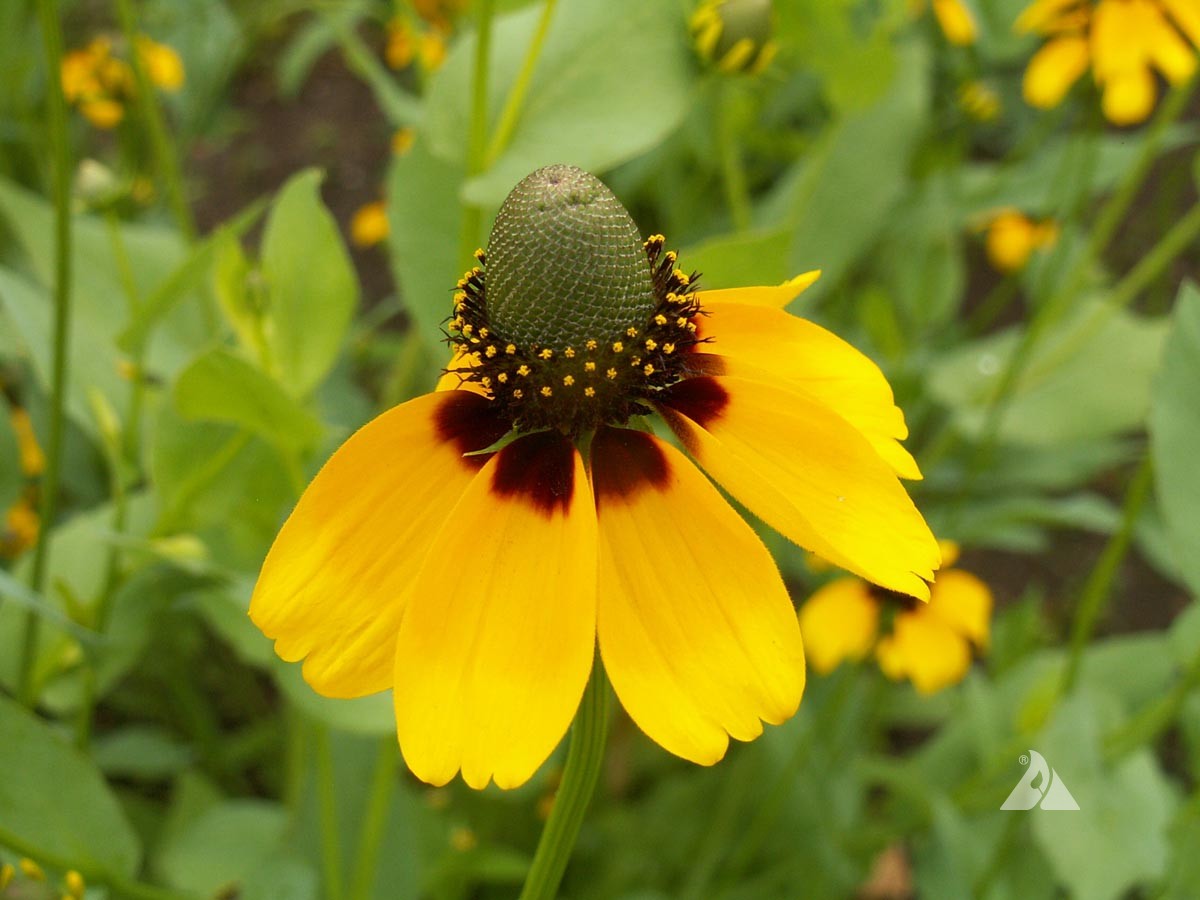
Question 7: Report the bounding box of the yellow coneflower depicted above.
[350,200,390,248]
[1017,0,1199,124]
[799,541,993,694]
[982,208,1060,272]
[250,165,939,789]
[690,0,778,74]
[136,36,185,92]
[60,34,185,128]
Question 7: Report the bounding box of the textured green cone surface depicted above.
[486,165,656,347]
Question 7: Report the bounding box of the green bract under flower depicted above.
[447,165,706,434]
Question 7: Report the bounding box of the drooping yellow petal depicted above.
[1162,0,1200,47]
[1100,66,1157,124]
[876,609,972,694]
[1015,0,1085,35]
[393,431,597,789]
[797,578,880,675]
[1090,0,1149,80]
[659,376,940,599]
[591,426,804,765]
[696,270,821,310]
[1145,2,1198,83]
[932,0,978,46]
[250,391,510,698]
[1023,35,1090,108]
[692,302,920,480]
[927,568,993,649]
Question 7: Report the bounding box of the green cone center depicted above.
[485,164,657,348]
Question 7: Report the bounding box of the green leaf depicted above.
[928,299,1168,446]
[386,140,466,353]
[155,799,289,894]
[683,228,792,290]
[1149,281,1200,597]
[426,0,695,207]
[174,347,324,451]
[260,169,358,396]
[0,694,141,878]
[92,725,195,780]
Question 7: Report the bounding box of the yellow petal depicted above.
[435,347,490,395]
[876,609,972,694]
[932,0,978,46]
[659,376,939,599]
[1015,0,1084,34]
[1022,35,1090,108]
[1145,3,1198,83]
[351,201,390,248]
[591,426,804,765]
[1101,66,1157,124]
[797,578,880,675]
[696,271,822,310]
[985,210,1039,273]
[1090,0,1150,80]
[250,391,510,698]
[1162,0,1200,47]
[927,568,993,649]
[393,431,597,789]
[692,302,920,479]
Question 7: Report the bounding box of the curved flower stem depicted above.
[717,80,751,232]
[1061,454,1154,694]
[518,658,611,900]
[457,0,496,270]
[113,0,195,240]
[485,0,558,169]
[16,0,74,707]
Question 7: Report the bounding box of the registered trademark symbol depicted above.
[1019,754,1029,765]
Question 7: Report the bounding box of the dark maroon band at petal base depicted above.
[659,376,730,430]
[591,427,671,507]
[433,391,513,464]
[491,430,577,516]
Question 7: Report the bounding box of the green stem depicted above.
[1104,641,1200,761]
[347,740,397,900]
[17,0,74,707]
[717,80,751,232]
[113,0,195,240]
[518,659,611,900]
[1061,455,1154,693]
[484,0,558,168]
[315,725,346,900]
[456,0,496,270]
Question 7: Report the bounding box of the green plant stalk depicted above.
[1104,641,1200,761]
[484,0,559,168]
[315,724,347,900]
[956,80,1193,505]
[1061,455,1155,693]
[456,0,496,270]
[347,739,397,900]
[113,0,195,240]
[16,0,74,707]
[518,659,611,900]
[717,80,751,232]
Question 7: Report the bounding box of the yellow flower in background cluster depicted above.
[391,127,416,156]
[412,0,468,30]
[385,17,448,73]
[913,0,980,45]
[351,200,390,248]
[690,0,779,74]
[982,208,1060,272]
[60,34,184,129]
[799,541,992,694]
[251,165,939,790]
[959,80,1002,120]
[1017,0,1199,124]
[2,405,44,560]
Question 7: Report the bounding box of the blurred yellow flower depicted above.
[799,540,992,694]
[351,200,390,248]
[418,29,449,71]
[983,208,1059,272]
[413,0,467,30]
[60,34,184,128]
[921,0,980,45]
[385,18,416,70]
[10,407,45,478]
[690,0,778,74]
[136,36,185,92]
[0,863,11,890]
[959,80,1002,120]
[392,127,416,156]
[18,858,44,881]
[64,870,86,900]
[1017,0,1199,124]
